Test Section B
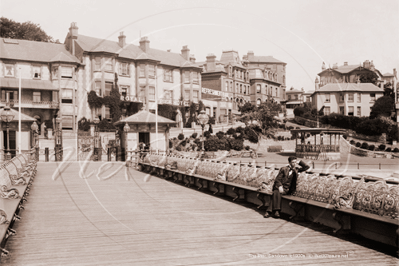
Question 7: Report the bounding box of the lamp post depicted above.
[1,106,15,160]
[31,121,39,161]
[197,109,209,152]
[93,116,100,161]
[123,122,130,162]
[55,116,63,161]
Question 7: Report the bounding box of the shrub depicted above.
[204,131,211,139]
[235,126,244,134]
[378,144,386,151]
[216,131,225,139]
[355,142,361,148]
[245,146,250,150]
[229,138,244,151]
[98,119,115,131]
[191,132,198,139]
[343,133,348,139]
[296,127,300,129]
[349,140,356,145]
[78,117,91,131]
[178,133,184,140]
[368,145,375,151]
[209,116,216,125]
[385,147,392,152]
[393,148,399,153]
[293,106,307,117]
[226,127,236,135]
[361,142,369,150]
[232,133,239,139]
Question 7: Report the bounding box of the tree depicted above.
[198,100,205,112]
[239,102,257,114]
[383,82,395,99]
[359,72,379,85]
[370,96,395,119]
[0,17,54,42]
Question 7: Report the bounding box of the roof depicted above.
[220,51,243,66]
[291,128,346,134]
[246,54,285,64]
[0,78,58,91]
[286,89,303,93]
[76,35,200,69]
[286,101,303,105]
[115,110,176,125]
[1,107,36,122]
[314,83,383,93]
[0,38,80,64]
[383,72,394,77]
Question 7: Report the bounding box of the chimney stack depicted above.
[167,49,171,52]
[69,22,78,39]
[189,54,196,63]
[206,54,217,72]
[247,51,254,57]
[118,32,126,47]
[333,63,338,69]
[322,62,326,70]
[139,36,150,53]
[181,45,190,60]
[344,62,348,66]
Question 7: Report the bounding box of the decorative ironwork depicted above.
[0,185,20,199]
[0,209,9,225]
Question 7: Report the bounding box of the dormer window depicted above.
[5,64,15,77]
[33,66,41,79]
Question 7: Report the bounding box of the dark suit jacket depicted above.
[273,162,310,194]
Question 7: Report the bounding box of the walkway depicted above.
[1,162,397,265]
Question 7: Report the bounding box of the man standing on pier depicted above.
[264,156,310,218]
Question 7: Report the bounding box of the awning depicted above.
[0,78,58,91]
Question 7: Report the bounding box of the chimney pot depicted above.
[69,22,78,39]
[118,32,126,47]
[139,37,150,53]
[181,45,190,60]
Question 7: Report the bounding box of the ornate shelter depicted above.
[291,128,345,160]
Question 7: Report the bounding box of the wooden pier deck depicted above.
[1,162,398,265]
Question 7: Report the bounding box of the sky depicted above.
[1,0,398,92]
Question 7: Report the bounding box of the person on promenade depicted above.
[264,156,310,218]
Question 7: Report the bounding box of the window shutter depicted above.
[14,91,18,102]
[2,90,5,100]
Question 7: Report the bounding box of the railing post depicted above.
[107,148,111,161]
[45,147,49,162]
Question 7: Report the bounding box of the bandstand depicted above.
[291,128,345,160]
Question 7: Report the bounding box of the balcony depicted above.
[0,100,59,109]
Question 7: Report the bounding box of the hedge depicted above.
[361,142,369,149]
[368,145,375,151]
